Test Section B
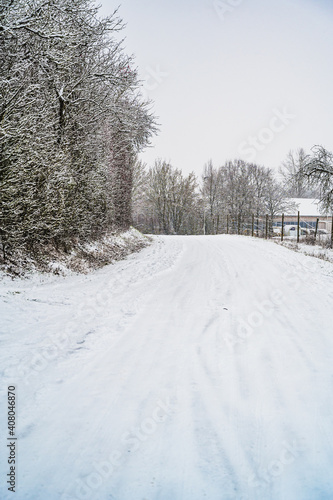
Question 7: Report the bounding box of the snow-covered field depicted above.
[1,235,333,500]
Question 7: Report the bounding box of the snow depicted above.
[278,240,333,264]
[1,235,333,500]
[1,227,150,277]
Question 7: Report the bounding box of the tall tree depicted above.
[279,148,317,198]
[202,161,224,234]
[0,0,156,255]
[298,145,333,212]
[145,160,198,235]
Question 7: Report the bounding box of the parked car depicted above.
[284,225,308,236]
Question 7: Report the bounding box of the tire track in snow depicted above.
[1,235,333,500]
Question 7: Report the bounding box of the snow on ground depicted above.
[1,227,150,277]
[277,239,333,264]
[1,235,333,500]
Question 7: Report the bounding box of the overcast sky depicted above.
[98,0,333,176]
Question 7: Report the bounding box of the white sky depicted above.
[98,0,333,176]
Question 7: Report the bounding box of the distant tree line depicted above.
[132,158,294,235]
[132,159,200,235]
[133,146,333,236]
[0,0,156,257]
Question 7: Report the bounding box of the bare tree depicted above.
[169,170,197,234]
[202,161,224,234]
[221,160,256,232]
[132,156,303,238]
[264,179,297,219]
[298,145,333,212]
[131,158,150,231]
[279,148,317,198]
[144,160,198,235]
[200,160,291,235]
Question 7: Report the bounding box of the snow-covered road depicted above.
[1,235,333,500]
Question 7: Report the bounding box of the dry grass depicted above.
[0,228,152,277]
[276,239,333,264]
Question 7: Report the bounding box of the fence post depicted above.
[314,217,319,241]
[281,213,284,242]
[297,211,300,243]
[251,214,254,237]
[265,214,268,239]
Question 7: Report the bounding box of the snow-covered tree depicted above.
[299,146,333,212]
[202,161,225,234]
[200,160,287,235]
[264,178,296,218]
[139,160,198,235]
[0,0,156,256]
[279,148,318,198]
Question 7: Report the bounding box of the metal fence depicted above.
[214,212,333,248]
